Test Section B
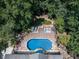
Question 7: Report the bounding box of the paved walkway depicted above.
[36,15,54,25]
[59,44,74,59]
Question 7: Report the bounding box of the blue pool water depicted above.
[27,39,52,51]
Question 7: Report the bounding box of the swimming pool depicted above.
[27,38,52,51]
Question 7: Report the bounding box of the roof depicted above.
[5,54,63,59]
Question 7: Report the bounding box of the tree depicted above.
[0,0,32,51]
[55,0,79,56]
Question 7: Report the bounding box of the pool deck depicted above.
[14,25,59,53]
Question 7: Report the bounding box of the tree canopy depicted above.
[0,0,32,51]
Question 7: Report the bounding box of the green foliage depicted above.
[43,20,52,25]
[58,34,70,46]
[55,17,65,33]
[0,0,32,51]
[0,40,8,51]
[33,18,52,26]
[67,33,79,54]
[54,0,79,55]
[64,16,79,55]
[65,16,78,32]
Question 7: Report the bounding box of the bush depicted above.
[58,34,70,46]
[55,17,65,33]
[43,20,52,25]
